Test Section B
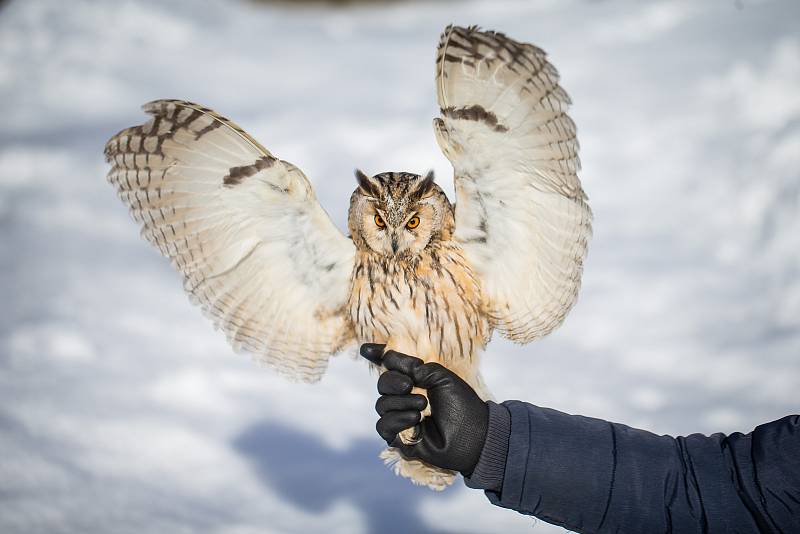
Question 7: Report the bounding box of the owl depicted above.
[104,25,591,490]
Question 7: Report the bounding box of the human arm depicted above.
[362,344,800,534]
[482,401,799,534]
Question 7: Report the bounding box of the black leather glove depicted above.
[361,343,489,476]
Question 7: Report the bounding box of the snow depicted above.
[0,0,798,532]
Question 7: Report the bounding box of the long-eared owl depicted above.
[104,25,591,490]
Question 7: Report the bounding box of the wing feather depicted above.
[105,99,355,381]
[434,26,592,343]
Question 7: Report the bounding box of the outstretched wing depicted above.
[434,26,592,343]
[105,99,355,381]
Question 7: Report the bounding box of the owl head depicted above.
[348,170,454,258]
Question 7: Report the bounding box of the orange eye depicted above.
[374,214,385,228]
[406,216,420,229]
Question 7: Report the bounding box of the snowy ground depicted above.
[1,0,798,532]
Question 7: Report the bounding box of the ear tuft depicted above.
[355,169,379,198]
[414,170,435,197]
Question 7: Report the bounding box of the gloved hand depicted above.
[360,343,489,476]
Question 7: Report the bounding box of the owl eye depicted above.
[406,216,420,229]
[374,214,386,228]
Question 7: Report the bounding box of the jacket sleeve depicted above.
[464,401,800,534]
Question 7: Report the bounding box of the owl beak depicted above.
[391,236,399,254]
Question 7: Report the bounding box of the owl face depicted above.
[348,170,453,258]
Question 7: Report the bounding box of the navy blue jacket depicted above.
[464,401,800,533]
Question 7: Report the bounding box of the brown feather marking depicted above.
[223,156,275,187]
[441,105,509,133]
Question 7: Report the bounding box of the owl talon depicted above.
[399,423,422,445]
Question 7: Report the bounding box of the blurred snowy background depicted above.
[0,0,798,532]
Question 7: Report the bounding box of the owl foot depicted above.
[380,446,456,491]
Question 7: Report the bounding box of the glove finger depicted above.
[382,350,424,376]
[375,393,428,416]
[376,410,421,444]
[377,370,413,395]
[412,361,459,389]
[359,343,386,365]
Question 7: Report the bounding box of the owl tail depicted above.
[380,447,456,491]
